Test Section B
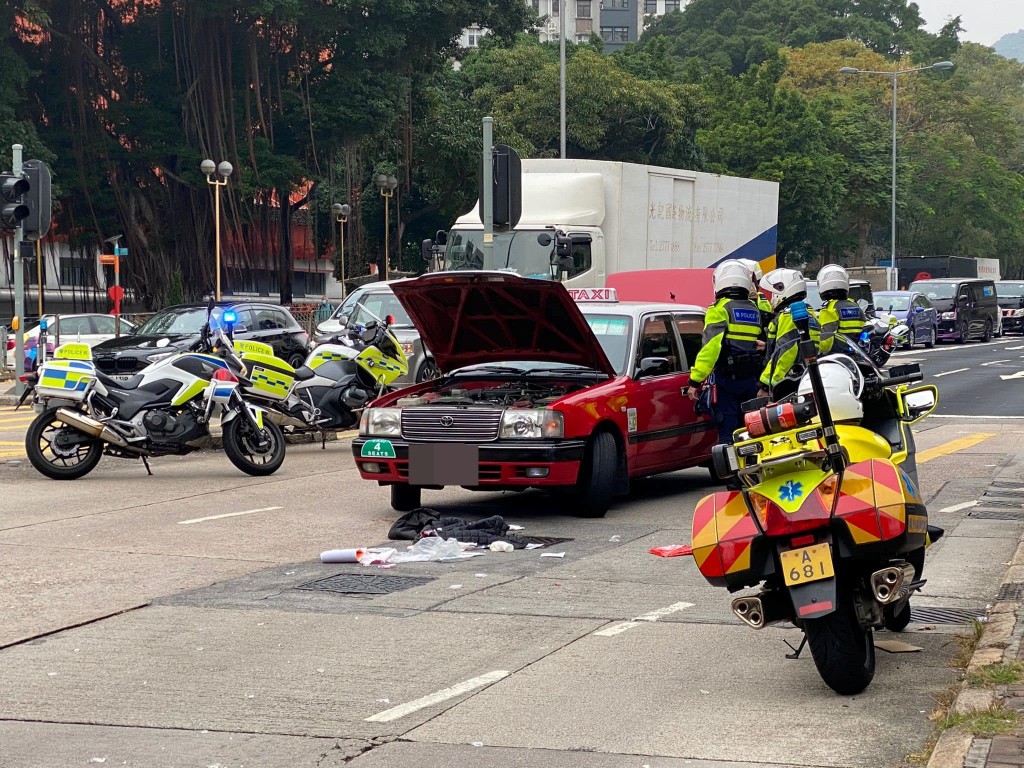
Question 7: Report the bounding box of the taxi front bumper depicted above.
[351,437,586,487]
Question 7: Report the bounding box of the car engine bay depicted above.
[396,380,588,409]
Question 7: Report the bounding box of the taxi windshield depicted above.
[582,313,632,375]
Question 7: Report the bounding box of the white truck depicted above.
[434,158,780,288]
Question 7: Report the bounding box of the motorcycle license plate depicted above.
[780,543,835,587]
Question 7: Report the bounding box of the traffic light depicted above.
[22,160,51,240]
[0,172,29,230]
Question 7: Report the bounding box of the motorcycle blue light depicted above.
[222,310,238,325]
[791,301,809,321]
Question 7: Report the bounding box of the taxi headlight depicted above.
[499,409,563,439]
[941,311,956,320]
[360,407,402,437]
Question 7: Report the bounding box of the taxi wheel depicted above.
[572,431,617,518]
[391,483,422,512]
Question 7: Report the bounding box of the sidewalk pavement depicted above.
[928,449,1024,768]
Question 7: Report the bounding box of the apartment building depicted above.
[459,0,688,53]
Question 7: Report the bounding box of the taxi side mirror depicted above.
[635,356,670,379]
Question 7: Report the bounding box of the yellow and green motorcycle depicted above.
[231,311,409,435]
[693,301,940,695]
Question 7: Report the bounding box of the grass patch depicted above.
[943,705,1020,737]
[969,662,1024,688]
[951,619,986,670]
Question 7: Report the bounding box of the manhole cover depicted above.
[524,536,575,547]
[969,509,1024,520]
[998,583,1024,601]
[910,606,987,625]
[295,573,434,595]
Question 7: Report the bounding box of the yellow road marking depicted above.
[0,415,35,424]
[0,441,25,445]
[918,433,996,464]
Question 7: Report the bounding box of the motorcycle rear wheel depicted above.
[26,408,104,480]
[805,592,875,695]
[223,416,286,476]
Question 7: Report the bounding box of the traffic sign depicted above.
[99,254,117,265]
[114,246,128,256]
[108,285,125,302]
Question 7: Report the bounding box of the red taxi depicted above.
[351,272,718,517]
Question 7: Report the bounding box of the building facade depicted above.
[458,0,688,52]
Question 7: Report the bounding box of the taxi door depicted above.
[629,314,694,473]
[673,312,719,457]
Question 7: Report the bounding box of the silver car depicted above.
[315,282,438,384]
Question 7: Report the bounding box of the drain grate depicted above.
[998,583,1024,601]
[970,509,1024,520]
[988,481,1024,491]
[295,573,434,595]
[910,606,987,625]
[979,497,1024,509]
[523,536,575,547]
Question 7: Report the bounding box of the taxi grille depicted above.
[401,407,502,442]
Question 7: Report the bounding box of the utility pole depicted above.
[559,0,566,158]
[13,144,24,395]
[482,117,494,266]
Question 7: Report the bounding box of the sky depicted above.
[912,0,1024,47]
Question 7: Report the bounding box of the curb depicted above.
[926,535,1024,768]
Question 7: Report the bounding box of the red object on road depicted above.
[649,544,693,558]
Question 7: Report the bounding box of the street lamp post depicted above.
[839,61,954,290]
[375,174,398,281]
[330,202,351,298]
[201,159,233,300]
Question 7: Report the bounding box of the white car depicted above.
[5,313,137,369]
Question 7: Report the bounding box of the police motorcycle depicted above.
[228,306,409,438]
[692,300,941,695]
[23,305,286,480]
[856,302,908,368]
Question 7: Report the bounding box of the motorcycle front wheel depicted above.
[222,416,286,476]
[804,592,875,695]
[26,408,104,480]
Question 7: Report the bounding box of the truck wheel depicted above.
[391,484,422,512]
[572,431,617,518]
[804,591,876,695]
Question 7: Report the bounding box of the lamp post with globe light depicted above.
[374,174,398,280]
[201,159,234,300]
[839,61,954,290]
[331,202,351,298]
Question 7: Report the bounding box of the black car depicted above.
[997,281,1024,334]
[90,301,311,378]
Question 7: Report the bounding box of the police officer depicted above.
[757,268,820,400]
[686,260,763,445]
[739,258,773,334]
[817,264,866,355]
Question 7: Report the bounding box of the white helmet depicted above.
[712,260,754,296]
[759,268,807,310]
[739,258,764,283]
[797,355,864,423]
[818,264,850,296]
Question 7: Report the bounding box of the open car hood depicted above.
[389,272,615,376]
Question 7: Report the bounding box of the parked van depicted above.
[908,278,999,343]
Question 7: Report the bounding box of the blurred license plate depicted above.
[408,444,479,486]
[111,374,135,382]
[780,543,834,587]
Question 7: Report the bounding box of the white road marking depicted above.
[930,414,1024,419]
[635,601,695,622]
[1006,345,1024,350]
[594,601,695,636]
[938,501,979,514]
[933,368,970,377]
[177,506,283,525]
[1000,371,1024,381]
[981,360,1011,366]
[364,670,510,722]
[594,622,641,637]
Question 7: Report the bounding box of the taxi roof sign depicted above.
[568,287,618,303]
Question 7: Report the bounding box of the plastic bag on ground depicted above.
[390,537,472,563]
[649,544,693,558]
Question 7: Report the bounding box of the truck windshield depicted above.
[445,228,553,279]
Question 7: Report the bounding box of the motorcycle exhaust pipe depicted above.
[56,408,130,448]
[870,563,916,604]
[732,592,788,629]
